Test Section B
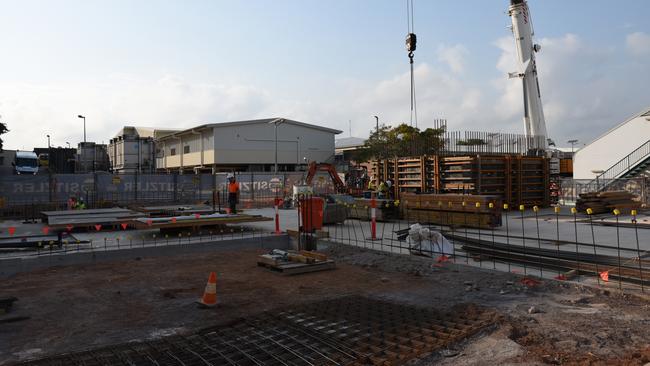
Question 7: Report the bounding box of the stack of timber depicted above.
[371,156,441,195]
[401,193,502,228]
[42,208,146,230]
[576,191,640,214]
[129,213,272,231]
[257,249,336,275]
[370,155,549,207]
[440,155,549,207]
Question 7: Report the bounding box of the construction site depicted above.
[1,0,650,365]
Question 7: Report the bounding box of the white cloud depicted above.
[2,32,649,151]
[437,44,469,74]
[626,32,650,55]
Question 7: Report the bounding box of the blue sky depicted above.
[1,0,649,149]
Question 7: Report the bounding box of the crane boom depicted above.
[508,0,548,151]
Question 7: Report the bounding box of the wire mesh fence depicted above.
[301,196,650,293]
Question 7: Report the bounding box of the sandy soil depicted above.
[1,242,649,365]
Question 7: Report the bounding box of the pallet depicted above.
[257,258,336,275]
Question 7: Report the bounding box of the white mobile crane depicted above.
[507,0,548,153]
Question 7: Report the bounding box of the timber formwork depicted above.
[371,155,549,207]
[401,193,503,228]
[18,296,498,366]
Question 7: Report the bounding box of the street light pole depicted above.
[46,134,51,149]
[374,115,379,134]
[268,118,285,174]
[567,139,578,154]
[78,115,86,143]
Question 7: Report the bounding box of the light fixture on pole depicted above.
[567,139,578,154]
[268,118,286,174]
[373,115,379,134]
[66,142,70,148]
[46,134,51,149]
[78,115,86,143]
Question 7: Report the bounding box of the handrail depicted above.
[586,139,650,190]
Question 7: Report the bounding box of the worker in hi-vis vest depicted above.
[227,174,240,214]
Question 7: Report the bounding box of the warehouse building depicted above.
[108,127,177,173]
[155,118,342,173]
[573,107,650,180]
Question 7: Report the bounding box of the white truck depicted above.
[13,151,39,175]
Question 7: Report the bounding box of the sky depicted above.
[0,0,649,150]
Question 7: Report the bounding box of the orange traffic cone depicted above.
[197,272,218,307]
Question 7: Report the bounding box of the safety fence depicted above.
[299,196,650,294]
[0,172,341,219]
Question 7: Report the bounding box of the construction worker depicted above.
[227,174,240,214]
[378,180,388,199]
[367,177,376,191]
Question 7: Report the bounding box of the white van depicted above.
[13,151,39,175]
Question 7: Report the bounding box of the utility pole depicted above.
[374,116,379,135]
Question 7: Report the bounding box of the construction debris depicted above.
[257,249,336,275]
[407,223,454,258]
[576,191,640,214]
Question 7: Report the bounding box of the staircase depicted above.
[584,140,650,191]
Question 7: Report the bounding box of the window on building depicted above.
[184,145,190,154]
[170,148,176,156]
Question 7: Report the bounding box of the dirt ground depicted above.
[1,242,649,365]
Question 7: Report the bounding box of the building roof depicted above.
[112,126,179,140]
[584,105,650,148]
[157,118,342,140]
[335,137,366,149]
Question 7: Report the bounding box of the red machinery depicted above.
[305,162,368,196]
[305,162,347,194]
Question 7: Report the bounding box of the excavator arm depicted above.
[305,162,347,193]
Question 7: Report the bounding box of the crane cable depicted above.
[406,0,418,128]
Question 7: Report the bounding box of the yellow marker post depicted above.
[488,202,494,209]
[631,209,637,216]
[613,209,620,216]
[586,208,593,215]
[519,205,525,212]
[533,206,539,212]
[503,203,509,210]
[571,207,577,214]
[475,202,481,208]
[554,206,561,214]
[462,201,466,207]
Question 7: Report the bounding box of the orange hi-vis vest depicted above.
[228,182,240,193]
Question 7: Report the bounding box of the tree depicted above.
[352,123,445,162]
[0,121,8,152]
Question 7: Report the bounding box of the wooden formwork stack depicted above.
[401,193,503,228]
[370,154,549,207]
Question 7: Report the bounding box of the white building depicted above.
[155,118,342,173]
[573,107,650,180]
[108,126,177,173]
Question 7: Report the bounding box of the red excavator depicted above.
[305,162,367,196]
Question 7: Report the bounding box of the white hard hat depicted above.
[227,173,234,179]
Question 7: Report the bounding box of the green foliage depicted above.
[0,122,8,152]
[352,123,446,162]
[456,138,486,146]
